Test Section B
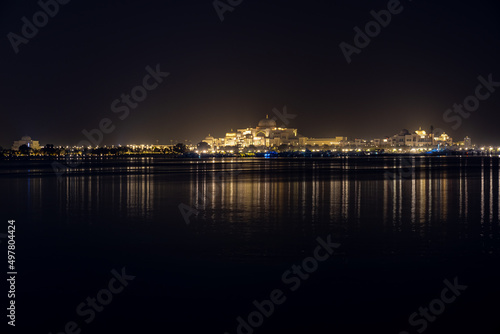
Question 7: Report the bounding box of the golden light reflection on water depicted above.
[29,157,497,253]
[184,158,499,242]
[57,167,155,221]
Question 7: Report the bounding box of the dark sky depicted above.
[2,0,500,147]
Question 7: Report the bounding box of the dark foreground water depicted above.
[1,156,500,333]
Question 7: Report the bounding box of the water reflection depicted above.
[5,156,500,255]
[57,169,155,221]
[184,157,500,253]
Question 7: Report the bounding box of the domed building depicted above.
[257,115,277,128]
[201,134,215,148]
[203,115,303,149]
[201,115,348,151]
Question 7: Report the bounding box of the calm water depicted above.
[2,156,499,333]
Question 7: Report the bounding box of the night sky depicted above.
[2,0,500,147]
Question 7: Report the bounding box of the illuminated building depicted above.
[203,116,347,149]
[404,127,433,147]
[12,136,41,151]
[386,128,453,147]
[305,137,347,146]
[433,132,453,146]
[202,119,458,151]
[464,136,472,148]
[388,129,410,147]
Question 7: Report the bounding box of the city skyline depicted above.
[5,109,497,148]
[6,118,477,151]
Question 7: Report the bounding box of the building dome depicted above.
[258,115,276,128]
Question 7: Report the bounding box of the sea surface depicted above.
[1,156,499,333]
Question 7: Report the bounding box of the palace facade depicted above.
[201,116,460,151]
[202,115,346,149]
